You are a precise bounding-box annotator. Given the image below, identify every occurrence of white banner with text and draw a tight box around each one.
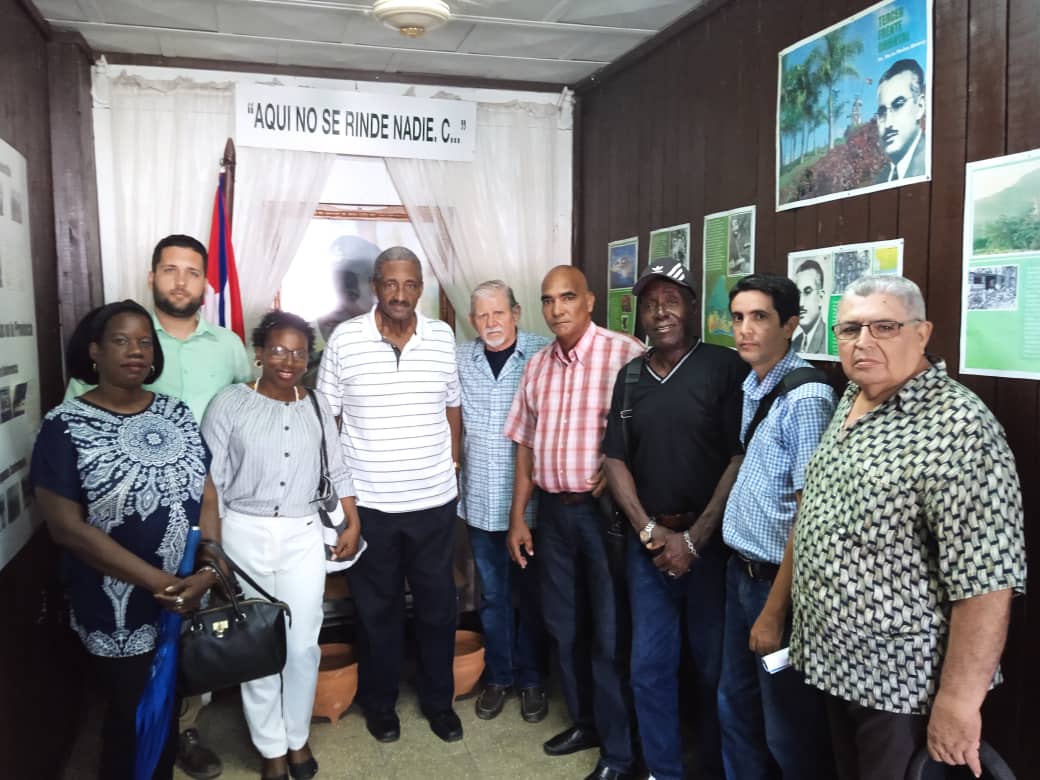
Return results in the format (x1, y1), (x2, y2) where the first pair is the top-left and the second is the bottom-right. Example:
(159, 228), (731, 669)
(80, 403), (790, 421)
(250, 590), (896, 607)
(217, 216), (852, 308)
(235, 84), (477, 161)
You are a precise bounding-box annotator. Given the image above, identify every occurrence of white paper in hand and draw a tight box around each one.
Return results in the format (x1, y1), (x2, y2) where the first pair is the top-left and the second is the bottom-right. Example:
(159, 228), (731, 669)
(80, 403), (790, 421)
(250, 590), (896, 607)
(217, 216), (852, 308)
(760, 647), (791, 674)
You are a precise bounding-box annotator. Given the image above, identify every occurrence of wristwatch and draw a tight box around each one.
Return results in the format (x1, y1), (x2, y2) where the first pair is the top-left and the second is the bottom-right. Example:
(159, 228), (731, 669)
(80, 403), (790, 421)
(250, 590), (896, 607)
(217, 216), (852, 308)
(639, 519), (657, 546)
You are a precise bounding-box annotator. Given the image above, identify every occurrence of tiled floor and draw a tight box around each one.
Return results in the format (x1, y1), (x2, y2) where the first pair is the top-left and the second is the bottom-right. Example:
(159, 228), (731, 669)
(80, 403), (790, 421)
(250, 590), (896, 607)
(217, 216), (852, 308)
(64, 682), (608, 780)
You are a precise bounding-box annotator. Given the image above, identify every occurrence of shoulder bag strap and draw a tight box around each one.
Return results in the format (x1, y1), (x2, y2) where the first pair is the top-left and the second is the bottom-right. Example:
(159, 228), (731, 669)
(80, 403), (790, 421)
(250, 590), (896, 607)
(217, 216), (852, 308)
(743, 366), (829, 449)
(619, 355), (644, 463)
(307, 390), (330, 481)
(198, 539), (286, 610)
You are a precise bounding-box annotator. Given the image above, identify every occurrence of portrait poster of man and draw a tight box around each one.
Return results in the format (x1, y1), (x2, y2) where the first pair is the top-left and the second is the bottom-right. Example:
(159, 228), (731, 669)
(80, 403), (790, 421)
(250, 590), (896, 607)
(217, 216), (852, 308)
(649, 223), (690, 268)
(607, 236), (638, 335)
(776, 0), (932, 210)
(702, 205), (756, 348)
(960, 148), (1040, 380)
(788, 239), (904, 360)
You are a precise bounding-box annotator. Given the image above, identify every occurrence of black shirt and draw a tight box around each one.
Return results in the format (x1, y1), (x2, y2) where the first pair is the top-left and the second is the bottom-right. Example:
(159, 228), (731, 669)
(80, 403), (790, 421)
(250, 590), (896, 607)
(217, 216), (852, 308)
(484, 341), (516, 379)
(602, 342), (746, 516)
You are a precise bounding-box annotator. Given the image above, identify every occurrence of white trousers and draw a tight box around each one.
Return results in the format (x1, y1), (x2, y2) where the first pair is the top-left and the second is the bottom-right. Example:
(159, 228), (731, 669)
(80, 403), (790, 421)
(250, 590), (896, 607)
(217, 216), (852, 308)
(222, 509), (325, 758)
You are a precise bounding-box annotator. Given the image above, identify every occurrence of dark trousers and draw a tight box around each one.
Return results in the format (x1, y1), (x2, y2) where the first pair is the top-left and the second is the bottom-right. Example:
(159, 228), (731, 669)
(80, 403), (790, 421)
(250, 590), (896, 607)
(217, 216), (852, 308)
(467, 526), (547, 689)
(92, 651), (178, 780)
(826, 695), (927, 780)
(538, 492), (634, 773)
(348, 499), (459, 716)
(717, 556), (834, 779)
(628, 531), (728, 780)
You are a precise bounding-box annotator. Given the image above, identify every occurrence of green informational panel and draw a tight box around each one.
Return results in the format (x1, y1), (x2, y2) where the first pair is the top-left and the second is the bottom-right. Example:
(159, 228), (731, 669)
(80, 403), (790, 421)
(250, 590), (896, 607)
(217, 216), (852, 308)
(607, 237), (637, 335)
(702, 206), (755, 348)
(961, 149), (1040, 379)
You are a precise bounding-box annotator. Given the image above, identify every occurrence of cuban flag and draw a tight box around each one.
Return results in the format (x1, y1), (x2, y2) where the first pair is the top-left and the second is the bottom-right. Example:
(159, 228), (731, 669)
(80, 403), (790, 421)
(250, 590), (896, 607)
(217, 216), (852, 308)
(204, 171), (245, 342)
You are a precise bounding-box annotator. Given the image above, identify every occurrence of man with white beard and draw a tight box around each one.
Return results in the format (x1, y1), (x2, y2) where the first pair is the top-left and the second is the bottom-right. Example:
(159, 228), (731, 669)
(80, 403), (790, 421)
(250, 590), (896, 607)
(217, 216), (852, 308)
(456, 280), (551, 722)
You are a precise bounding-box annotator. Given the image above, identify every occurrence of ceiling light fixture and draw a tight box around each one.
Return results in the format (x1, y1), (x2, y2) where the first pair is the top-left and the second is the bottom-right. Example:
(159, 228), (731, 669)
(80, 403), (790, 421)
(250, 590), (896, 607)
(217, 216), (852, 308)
(372, 0), (451, 38)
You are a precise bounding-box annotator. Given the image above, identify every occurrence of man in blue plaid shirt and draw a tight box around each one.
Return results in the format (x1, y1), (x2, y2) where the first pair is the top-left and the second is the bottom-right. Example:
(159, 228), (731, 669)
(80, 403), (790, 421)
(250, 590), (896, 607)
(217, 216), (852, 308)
(457, 280), (551, 723)
(718, 274), (837, 778)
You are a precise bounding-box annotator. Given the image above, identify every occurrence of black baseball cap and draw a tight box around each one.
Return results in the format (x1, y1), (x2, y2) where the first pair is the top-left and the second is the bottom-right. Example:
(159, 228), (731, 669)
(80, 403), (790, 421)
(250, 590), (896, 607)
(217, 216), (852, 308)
(632, 257), (694, 296)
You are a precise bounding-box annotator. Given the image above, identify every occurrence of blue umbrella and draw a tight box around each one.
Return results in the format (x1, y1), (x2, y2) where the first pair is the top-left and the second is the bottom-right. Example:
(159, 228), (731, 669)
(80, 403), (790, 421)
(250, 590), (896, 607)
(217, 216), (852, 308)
(134, 525), (202, 780)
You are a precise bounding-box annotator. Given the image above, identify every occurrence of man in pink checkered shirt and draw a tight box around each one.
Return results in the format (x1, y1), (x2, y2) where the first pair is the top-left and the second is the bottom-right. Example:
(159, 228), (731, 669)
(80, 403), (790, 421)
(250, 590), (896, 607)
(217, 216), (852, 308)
(504, 265), (644, 780)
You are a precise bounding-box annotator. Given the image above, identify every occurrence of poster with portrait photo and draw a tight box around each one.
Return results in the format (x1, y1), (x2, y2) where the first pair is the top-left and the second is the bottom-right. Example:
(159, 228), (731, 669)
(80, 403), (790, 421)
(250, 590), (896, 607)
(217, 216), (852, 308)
(788, 238), (904, 360)
(649, 223), (690, 269)
(0, 137), (41, 571)
(776, 0), (932, 211)
(960, 148), (1040, 379)
(702, 206), (756, 348)
(607, 237), (638, 335)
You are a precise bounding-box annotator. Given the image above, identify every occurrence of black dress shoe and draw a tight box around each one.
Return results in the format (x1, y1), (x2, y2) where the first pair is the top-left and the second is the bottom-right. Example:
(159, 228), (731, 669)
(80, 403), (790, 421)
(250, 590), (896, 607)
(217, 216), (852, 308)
(176, 728), (223, 780)
(543, 725), (600, 756)
(288, 756), (318, 780)
(364, 710), (401, 742)
(583, 760), (633, 780)
(427, 709), (464, 742)
(475, 684), (509, 719)
(519, 686), (548, 723)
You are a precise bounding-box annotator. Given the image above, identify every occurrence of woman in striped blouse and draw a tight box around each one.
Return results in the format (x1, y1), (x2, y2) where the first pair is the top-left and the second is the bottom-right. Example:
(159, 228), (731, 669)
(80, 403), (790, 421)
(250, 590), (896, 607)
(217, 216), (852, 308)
(202, 310), (360, 780)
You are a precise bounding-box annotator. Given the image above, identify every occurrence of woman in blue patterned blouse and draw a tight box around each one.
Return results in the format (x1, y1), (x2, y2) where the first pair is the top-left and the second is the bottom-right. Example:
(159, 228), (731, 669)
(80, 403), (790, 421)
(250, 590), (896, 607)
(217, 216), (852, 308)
(31, 300), (219, 780)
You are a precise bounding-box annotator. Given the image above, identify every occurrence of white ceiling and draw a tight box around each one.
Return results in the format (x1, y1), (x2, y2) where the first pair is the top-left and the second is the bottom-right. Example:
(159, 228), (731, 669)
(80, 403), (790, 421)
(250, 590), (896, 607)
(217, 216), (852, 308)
(33, 0), (705, 86)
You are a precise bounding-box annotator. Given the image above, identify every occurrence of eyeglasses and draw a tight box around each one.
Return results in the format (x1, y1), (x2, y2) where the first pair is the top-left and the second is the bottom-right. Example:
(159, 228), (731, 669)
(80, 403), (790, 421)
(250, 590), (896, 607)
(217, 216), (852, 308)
(267, 345), (308, 361)
(877, 96), (911, 122)
(831, 319), (922, 341)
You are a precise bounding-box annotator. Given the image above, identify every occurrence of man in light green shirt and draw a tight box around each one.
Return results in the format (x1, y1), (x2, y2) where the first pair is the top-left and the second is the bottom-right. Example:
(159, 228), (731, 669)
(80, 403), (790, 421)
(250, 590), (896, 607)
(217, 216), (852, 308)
(65, 237), (252, 423)
(64, 234), (251, 779)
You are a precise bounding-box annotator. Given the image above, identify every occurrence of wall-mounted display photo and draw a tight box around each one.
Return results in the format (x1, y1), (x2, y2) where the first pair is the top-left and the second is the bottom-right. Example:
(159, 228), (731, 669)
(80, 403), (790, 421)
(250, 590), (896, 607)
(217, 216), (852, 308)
(777, 0), (932, 210)
(607, 236), (638, 335)
(788, 239), (904, 360)
(702, 205), (756, 349)
(961, 148), (1040, 379)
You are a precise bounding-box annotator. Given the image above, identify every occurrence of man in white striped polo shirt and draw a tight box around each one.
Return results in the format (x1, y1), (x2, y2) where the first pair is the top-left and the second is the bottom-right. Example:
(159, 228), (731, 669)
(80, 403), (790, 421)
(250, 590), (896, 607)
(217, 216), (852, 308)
(317, 247), (464, 744)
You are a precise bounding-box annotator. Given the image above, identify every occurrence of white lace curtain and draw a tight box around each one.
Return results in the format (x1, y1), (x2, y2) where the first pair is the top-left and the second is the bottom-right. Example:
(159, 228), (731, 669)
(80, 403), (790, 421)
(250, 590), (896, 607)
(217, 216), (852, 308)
(386, 99), (570, 339)
(93, 71), (331, 337)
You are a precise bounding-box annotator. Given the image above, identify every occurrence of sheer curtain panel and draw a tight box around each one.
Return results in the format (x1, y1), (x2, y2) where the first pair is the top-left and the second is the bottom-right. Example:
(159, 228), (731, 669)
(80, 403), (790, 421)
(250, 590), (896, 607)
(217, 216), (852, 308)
(232, 147), (334, 336)
(95, 72), (234, 305)
(386, 99), (571, 340)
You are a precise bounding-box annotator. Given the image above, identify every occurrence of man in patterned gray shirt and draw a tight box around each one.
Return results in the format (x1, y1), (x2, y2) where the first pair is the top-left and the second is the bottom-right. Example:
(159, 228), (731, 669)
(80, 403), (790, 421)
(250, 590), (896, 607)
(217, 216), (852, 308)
(790, 275), (1026, 780)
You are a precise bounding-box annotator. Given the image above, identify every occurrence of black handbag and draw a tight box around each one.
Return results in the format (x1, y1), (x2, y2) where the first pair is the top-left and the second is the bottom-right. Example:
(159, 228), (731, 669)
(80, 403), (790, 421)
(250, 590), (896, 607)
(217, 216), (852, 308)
(179, 542), (292, 696)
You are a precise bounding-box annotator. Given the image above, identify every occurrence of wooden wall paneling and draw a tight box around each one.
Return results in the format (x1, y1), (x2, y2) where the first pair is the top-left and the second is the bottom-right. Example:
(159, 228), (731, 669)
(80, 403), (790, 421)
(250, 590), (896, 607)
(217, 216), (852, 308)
(959, 0), (1007, 407)
(923, 0), (969, 371)
(675, 34), (697, 278)
(0, 2), (86, 777)
(48, 36), (103, 346)
(681, 24), (708, 283)
(1001, 2), (1040, 767)
(895, 184), (932, 297)
(662, 39), (684, 228)
(1005, 0), (1040, 154)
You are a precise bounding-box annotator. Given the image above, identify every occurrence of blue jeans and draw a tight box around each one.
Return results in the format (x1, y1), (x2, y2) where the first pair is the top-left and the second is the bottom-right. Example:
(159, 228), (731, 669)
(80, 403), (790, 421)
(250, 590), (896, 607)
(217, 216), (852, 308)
(717, 556), (834, 779)
(628, 532), (727, 780)
(539, 493), (634, 773)
(467, 526), (546, 689)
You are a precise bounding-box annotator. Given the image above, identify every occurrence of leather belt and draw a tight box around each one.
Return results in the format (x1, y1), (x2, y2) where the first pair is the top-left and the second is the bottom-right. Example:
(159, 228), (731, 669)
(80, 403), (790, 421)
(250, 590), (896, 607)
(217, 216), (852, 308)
(738, 555), (780, 581)
(555, 491), (594, 505)
(654, 512), (698, 531)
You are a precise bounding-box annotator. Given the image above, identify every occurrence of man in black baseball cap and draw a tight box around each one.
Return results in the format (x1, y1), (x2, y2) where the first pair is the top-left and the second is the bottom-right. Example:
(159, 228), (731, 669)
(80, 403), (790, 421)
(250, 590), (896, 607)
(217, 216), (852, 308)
(602, 256), (747, 780)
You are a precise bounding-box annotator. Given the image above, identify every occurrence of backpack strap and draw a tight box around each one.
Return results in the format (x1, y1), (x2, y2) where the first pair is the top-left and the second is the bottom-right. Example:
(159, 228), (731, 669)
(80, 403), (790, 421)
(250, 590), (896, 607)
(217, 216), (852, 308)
(742, 366), (829, 449)
(619, 356), (644, 462)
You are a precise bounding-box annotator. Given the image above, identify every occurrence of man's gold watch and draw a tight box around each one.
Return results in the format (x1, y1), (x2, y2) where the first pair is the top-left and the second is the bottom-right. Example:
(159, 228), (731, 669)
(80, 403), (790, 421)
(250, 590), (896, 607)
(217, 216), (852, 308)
(639, 519), (657, 546)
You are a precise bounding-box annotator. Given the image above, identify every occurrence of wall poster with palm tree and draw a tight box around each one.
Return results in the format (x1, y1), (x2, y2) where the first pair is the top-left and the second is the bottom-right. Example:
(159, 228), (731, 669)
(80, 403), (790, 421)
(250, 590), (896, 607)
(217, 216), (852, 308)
(775, 0), (932, 211)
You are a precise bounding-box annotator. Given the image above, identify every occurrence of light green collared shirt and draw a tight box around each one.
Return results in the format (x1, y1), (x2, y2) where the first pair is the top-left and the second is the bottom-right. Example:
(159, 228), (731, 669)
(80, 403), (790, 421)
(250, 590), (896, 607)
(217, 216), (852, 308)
(65, 313), (253, 422)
